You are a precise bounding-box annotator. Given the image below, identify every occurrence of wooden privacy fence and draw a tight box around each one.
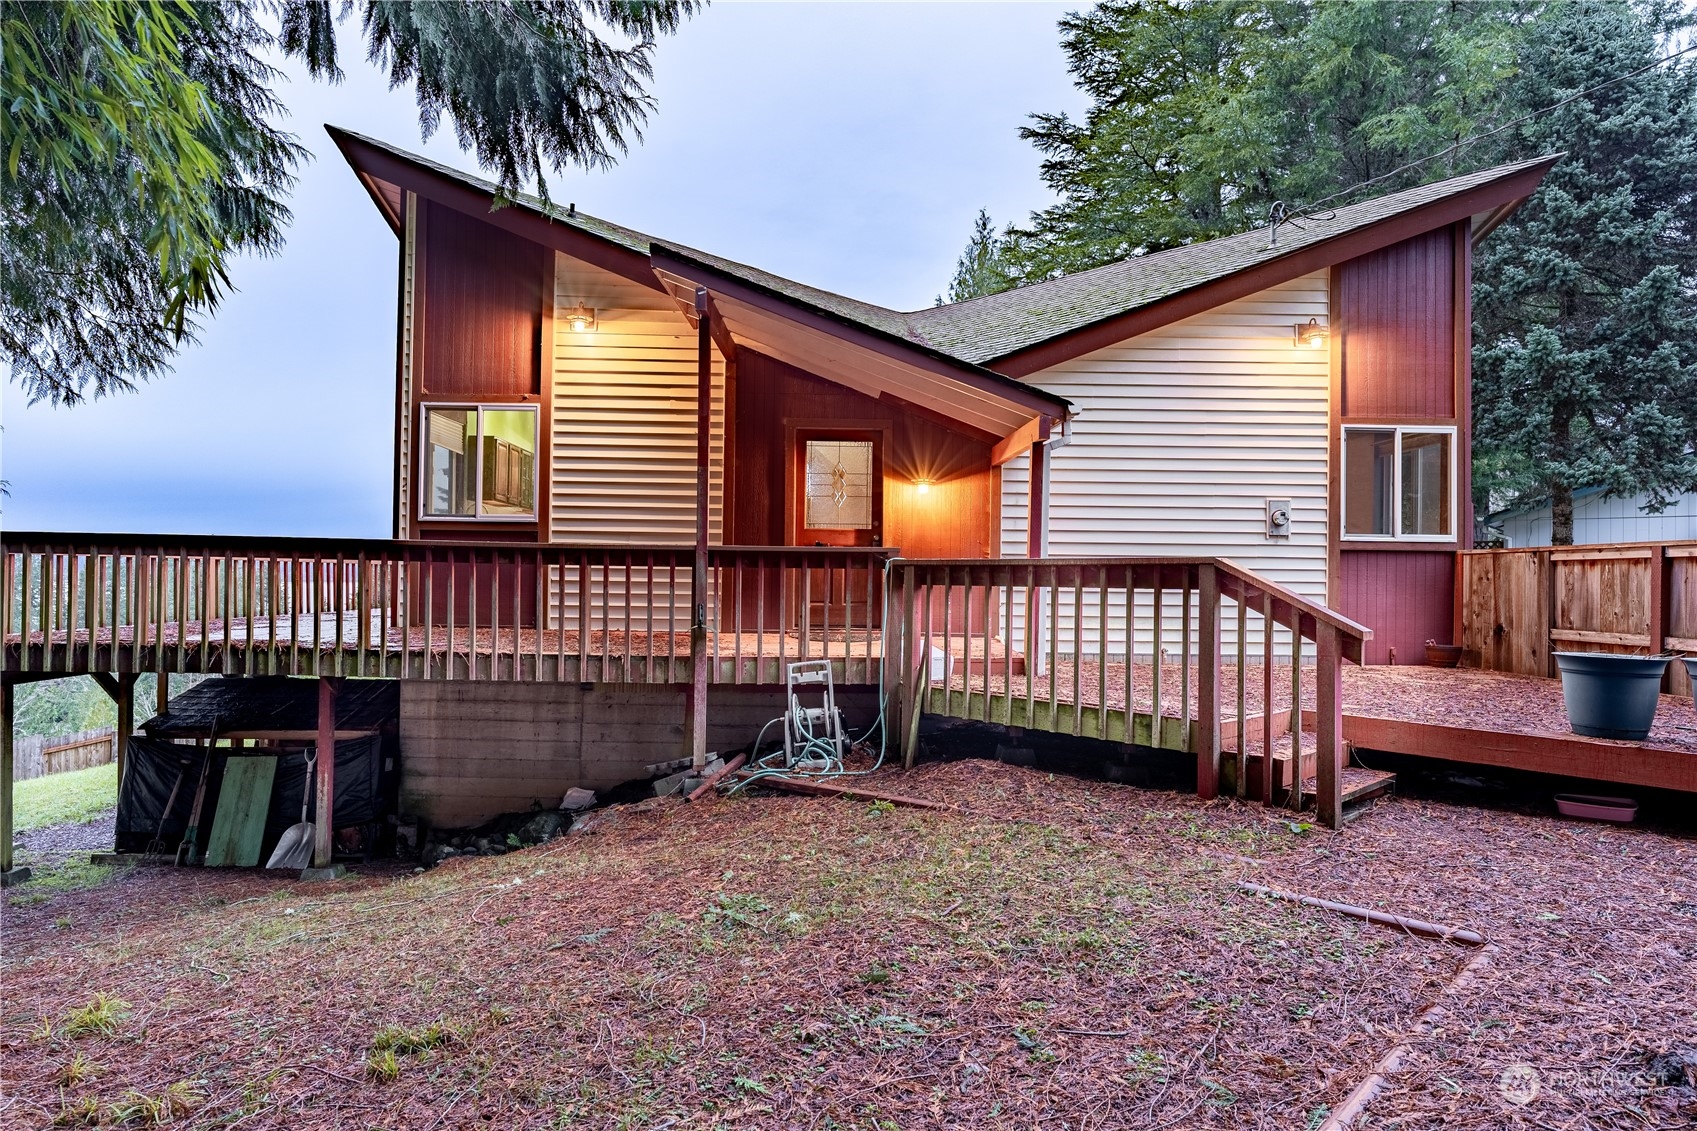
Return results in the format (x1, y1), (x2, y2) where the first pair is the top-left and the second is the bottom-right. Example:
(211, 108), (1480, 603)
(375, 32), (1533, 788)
(888, 558), (1371, 828)
(1, 534), (894, 685)
(1460, 540), (1697, 696)
(11, 727), (116, 782)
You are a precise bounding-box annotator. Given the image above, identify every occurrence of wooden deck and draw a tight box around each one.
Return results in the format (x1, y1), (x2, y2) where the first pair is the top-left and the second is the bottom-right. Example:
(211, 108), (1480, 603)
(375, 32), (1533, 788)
(929, 660), (1697, 795)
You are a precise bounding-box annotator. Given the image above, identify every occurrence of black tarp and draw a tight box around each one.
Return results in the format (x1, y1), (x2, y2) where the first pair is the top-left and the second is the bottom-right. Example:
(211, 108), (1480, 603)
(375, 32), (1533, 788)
(116, 735), (388, 859)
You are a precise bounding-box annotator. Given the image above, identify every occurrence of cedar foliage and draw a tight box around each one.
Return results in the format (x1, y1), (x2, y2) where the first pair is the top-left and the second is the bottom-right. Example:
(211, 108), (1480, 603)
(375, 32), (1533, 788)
(1, 1), (697, 406)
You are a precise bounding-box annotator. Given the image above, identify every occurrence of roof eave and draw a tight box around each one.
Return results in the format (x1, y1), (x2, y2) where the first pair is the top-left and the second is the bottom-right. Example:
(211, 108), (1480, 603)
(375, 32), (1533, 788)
(650, 243), (1073, 422)
(326, 125), (663, 292)
(988, 156), (1560, 379)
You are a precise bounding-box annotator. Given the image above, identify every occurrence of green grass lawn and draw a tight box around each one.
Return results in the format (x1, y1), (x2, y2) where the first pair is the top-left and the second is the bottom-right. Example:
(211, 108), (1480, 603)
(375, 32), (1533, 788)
(14, 761), (117, 832)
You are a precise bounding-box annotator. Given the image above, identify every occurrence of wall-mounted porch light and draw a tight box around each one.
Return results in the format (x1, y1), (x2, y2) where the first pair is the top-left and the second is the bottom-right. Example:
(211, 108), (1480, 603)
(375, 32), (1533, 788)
(565, 303), (597, 333)
(914, 478), (932, 495)
(1294, 317), (1327, 349)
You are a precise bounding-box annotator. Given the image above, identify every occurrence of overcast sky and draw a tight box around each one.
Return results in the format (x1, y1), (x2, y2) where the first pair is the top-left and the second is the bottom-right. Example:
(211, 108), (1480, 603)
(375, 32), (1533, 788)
(2, 2), (1085, 537)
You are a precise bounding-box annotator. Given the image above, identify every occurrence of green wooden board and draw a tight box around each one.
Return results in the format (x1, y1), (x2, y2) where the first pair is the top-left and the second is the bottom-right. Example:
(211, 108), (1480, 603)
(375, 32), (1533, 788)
(203, 756), (278, 868)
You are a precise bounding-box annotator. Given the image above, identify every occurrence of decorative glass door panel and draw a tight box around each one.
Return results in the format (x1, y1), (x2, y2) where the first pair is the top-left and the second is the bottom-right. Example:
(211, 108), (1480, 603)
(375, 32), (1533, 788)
(792, 430), (884, 630)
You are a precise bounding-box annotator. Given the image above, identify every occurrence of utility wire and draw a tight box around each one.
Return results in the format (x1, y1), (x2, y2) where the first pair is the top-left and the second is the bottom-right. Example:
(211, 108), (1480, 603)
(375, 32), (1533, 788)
(1281, 39), (1697, 224)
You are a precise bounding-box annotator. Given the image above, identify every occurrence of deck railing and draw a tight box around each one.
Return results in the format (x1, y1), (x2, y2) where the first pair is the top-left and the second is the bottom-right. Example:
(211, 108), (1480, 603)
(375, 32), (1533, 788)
(1, 535), (895, 685)
(888, 558), (1370, 827)
(4, 536), (1372, 825)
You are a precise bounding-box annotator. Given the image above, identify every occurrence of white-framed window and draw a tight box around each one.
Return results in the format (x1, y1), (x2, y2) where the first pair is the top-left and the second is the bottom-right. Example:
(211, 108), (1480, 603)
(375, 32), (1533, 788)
(419, 403), (539, 520)
(1341, 425), (1456, 541)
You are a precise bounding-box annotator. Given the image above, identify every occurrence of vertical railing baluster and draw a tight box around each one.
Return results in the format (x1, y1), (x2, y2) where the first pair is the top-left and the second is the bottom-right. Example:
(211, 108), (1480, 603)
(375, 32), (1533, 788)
(755, 557), (768, 684)
(422, 550), (435, 680)
(1123, 574), (1136, 741)
(512, 551), (522, 683)
(940, 566), (953, 718)
(1046, 567), (1059, 732)
(1097, 566), (1109, 740)
(1236, 592), (1248, 799)
(1071, 572), (1084, 736)
(1024, 564), (1036, 727)
(1151, 582), (1164, 745)
(1289, 617), (1303, 810)
(1002, 572), (1014, 726)
(1180, 578), (1193, 745)
(19, 546), (34, 673)
(446, 550), (458, 682)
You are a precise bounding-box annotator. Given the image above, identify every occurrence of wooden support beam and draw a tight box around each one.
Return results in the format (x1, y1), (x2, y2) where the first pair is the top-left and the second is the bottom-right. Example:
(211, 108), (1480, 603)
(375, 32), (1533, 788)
(115, 673), (136, 795)
(312, 676), (341, 869)
(1314, 625), (1344, 830)
(1195, 564), (1221, 800)
(990, 414), (1051, 467)
(687, 287), (712, 771)
(0, 679), (20, 884)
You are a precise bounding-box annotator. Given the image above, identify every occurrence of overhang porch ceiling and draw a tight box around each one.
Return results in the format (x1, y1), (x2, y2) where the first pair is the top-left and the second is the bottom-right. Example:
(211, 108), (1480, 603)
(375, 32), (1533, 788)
(650, 251), (1069, 465)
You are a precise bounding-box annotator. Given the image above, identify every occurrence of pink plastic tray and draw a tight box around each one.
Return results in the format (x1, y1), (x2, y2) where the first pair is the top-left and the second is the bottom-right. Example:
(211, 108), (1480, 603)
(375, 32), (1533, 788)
(1554, 794), (1638, 823)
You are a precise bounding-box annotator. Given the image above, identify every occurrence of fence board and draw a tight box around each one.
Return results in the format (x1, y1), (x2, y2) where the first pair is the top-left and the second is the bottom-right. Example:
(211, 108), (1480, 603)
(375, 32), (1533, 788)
(13, 727), (117, 782)
(1461, 539), (1697, 694)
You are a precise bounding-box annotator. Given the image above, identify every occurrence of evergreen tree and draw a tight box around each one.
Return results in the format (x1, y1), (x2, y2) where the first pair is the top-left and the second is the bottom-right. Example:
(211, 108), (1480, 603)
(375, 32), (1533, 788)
(1, 1), (698, 406)
(942, 210), (1017, 303)
(1472, 0), (1697, 543)
(949, 0), (1530, 291)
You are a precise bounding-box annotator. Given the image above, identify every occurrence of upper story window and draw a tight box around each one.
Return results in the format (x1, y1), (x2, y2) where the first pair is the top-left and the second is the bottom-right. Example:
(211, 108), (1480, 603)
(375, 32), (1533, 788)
(1342, 425), (1455, 541)
(421, 404), (538, 520)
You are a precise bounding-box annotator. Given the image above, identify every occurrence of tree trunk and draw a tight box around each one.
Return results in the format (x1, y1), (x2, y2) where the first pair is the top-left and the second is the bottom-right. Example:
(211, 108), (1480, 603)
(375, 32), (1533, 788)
(1551, 481), (1575, 546)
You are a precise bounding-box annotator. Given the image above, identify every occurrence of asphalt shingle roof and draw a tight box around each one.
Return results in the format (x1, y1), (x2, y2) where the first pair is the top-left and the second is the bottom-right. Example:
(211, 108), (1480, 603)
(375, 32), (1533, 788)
(335, 129), (1551, 374)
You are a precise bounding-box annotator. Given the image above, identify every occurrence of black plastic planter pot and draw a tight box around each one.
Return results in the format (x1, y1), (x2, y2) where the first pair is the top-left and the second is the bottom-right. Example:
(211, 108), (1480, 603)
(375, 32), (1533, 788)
(1553, 652), (1672, 741)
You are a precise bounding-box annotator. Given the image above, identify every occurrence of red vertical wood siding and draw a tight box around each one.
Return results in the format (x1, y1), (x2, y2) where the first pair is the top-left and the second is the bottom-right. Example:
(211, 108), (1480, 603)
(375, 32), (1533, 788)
(731, 350), (997, 633)
(419, 200), (546, 399)
(731, 350), (994, 556)
(1338, 227), (1455, 420)
(1337, 551), (1455, 665)
(410, 201), (547, 546)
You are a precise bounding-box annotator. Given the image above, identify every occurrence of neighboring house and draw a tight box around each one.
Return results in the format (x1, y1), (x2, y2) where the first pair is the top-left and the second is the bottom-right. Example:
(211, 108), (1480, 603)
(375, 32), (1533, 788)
(335, 127), (1553, 676)
(1492, 489), (1697, 547)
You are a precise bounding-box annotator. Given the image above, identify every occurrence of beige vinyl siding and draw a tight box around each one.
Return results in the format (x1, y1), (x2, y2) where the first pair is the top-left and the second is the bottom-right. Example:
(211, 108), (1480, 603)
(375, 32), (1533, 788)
(551, 253), (725, 543)
(1001, 271), (1331, 654)
(549, 253), (726, 627)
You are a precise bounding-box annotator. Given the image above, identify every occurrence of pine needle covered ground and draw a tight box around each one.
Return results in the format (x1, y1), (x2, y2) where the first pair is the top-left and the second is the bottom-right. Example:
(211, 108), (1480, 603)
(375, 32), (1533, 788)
(2, 760), (1693, 1129)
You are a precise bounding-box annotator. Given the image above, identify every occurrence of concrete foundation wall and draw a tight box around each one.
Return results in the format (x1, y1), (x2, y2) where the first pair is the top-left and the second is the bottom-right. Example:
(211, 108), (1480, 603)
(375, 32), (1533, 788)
(398, 681), (880, 828)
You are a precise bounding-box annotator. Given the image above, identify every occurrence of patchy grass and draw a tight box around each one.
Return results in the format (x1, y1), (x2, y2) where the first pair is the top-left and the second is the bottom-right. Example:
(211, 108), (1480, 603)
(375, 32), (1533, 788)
(2, 759), (1693, 1130)
(15, 762), (116, 833)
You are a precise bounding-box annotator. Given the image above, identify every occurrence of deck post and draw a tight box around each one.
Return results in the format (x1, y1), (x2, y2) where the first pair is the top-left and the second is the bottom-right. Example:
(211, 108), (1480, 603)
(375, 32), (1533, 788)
(311, 676), (341, 872)
(0, 677), (25, 886)
(1195, 564), (1221, 799)
(91, 672), (138, 794)
(687, 288), (713, 771)
(1315, 624), (1344, 829)
(1026, 439), (1049, 679)
(115, 673), (135, 795)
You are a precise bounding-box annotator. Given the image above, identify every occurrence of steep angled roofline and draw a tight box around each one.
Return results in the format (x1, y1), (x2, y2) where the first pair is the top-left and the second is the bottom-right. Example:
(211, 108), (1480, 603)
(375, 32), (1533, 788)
(984, 156), (1559, 377)
(327, 125), (664, 292)
(650, 244), (1072, 418)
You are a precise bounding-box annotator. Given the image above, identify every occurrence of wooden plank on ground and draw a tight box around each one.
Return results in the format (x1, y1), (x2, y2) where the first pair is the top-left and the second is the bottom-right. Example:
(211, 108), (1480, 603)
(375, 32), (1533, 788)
(203, 755), (279, 867)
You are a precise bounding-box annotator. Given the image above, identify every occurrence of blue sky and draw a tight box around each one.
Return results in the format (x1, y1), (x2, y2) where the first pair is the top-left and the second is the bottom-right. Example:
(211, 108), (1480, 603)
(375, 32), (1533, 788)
(2, 2), (1084, 537)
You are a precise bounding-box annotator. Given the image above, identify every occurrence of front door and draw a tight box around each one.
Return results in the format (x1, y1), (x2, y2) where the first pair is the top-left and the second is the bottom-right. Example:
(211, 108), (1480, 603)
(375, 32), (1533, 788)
(791, 430), (883, 629)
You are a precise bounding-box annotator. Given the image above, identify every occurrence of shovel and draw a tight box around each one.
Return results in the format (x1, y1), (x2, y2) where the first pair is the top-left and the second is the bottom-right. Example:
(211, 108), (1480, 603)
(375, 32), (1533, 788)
(265, 748), (316, 870)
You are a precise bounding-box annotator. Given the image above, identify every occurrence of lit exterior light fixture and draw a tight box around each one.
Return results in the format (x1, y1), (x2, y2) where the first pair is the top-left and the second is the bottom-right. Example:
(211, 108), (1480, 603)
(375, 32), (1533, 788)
(1294, 317), (1327, 349)
(915, 479), (932, 495)
(566, 303), (597, 333)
